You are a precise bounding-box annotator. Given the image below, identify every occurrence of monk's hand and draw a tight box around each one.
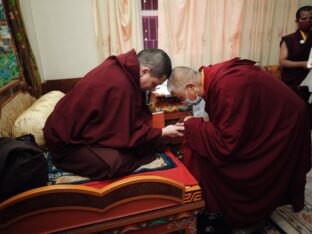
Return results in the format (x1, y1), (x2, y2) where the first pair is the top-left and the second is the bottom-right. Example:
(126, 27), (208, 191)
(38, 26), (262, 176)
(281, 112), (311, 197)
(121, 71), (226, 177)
(161, 125), (185, 139)
(175, 119), (184, 127)
(184, 116), (195, 121)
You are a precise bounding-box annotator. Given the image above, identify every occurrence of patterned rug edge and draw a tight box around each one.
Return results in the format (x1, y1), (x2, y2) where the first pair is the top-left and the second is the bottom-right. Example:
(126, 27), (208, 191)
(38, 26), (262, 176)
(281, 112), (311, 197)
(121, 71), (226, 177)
(270, 201), (312, 234)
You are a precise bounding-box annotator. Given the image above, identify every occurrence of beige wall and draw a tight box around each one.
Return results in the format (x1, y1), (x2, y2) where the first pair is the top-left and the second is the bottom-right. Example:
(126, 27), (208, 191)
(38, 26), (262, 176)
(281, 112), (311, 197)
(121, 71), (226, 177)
(20, 0), (311, 81)
(20, 0), (99, 81)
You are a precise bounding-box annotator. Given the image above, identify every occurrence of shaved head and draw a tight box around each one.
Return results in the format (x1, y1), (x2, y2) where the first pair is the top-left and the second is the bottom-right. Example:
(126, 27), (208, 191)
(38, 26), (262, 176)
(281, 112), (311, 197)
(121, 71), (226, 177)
(138, 48), (172, 78)
(167, 66), (199, 94)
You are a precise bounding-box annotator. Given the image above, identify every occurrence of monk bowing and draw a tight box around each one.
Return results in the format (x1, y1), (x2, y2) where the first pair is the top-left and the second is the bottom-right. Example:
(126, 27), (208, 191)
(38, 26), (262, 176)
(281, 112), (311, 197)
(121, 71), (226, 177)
(167, 58), (311, 229)
(43, 49), (184, 180)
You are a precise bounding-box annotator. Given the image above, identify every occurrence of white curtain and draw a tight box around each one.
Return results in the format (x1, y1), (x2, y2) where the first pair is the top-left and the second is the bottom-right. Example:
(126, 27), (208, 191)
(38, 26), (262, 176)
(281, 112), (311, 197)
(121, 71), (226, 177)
(94, 0), (143, 61)
(158, 0), (298, 68)
(239, 0), (298, 65)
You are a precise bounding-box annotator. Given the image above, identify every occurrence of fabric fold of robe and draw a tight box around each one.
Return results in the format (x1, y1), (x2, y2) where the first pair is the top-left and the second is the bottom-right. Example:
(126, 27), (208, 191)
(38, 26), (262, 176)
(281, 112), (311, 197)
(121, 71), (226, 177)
(43, 49), (162, 180)
(183, 58), (311, 228)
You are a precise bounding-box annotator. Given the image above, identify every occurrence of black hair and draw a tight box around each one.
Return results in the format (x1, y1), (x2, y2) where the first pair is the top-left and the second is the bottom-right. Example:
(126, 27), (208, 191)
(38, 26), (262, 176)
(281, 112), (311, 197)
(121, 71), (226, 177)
(137, 48), (172, 78)
(296, 5), (312, 20)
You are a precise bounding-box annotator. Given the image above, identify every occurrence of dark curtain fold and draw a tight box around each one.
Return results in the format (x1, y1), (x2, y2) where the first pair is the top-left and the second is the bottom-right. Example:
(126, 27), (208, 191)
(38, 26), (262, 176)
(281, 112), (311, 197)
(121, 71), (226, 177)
(3, 0), (42, 97)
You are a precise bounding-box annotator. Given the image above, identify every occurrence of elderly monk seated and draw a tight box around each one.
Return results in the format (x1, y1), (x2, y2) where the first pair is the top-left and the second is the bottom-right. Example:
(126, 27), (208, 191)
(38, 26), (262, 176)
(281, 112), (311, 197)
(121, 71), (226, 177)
(43, 49), (184, 180)
(167, 58), (311, 230)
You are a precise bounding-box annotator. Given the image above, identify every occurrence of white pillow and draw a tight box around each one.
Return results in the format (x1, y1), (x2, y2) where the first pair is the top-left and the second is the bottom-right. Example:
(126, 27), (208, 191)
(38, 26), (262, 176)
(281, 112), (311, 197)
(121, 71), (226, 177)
(12, 90), (65, 146)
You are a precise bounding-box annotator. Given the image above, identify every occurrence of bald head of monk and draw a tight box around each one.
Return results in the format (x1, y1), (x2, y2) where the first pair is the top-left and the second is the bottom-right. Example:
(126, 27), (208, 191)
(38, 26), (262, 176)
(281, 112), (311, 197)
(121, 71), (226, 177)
(167, 66), (204, 105)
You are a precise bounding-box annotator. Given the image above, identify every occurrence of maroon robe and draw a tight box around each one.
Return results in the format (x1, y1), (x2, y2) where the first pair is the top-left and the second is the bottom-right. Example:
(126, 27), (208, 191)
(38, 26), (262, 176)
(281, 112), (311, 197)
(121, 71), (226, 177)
(183, 58), (311, 228)
(43, 50), (162, 180)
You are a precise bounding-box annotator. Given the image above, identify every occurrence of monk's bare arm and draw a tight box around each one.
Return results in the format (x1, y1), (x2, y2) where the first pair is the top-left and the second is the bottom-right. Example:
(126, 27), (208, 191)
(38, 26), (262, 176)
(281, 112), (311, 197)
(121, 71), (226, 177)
(279, 41), (308, 69)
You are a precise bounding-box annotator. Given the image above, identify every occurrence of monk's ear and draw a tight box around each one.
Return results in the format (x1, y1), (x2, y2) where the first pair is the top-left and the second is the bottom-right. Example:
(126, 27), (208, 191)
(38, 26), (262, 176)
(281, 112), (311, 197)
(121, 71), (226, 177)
(185, 83), (195, 91)
(140, 66), (151, 75)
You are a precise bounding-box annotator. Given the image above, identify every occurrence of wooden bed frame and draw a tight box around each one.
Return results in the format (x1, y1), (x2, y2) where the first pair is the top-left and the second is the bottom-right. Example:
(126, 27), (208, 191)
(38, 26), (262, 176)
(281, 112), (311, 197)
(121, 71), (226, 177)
(0, 80), (205, 234)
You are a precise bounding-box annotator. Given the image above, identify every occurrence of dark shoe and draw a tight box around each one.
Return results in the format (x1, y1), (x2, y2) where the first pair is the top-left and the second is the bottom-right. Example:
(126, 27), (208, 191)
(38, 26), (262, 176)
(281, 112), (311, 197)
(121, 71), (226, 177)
(197, 211), (233, 234)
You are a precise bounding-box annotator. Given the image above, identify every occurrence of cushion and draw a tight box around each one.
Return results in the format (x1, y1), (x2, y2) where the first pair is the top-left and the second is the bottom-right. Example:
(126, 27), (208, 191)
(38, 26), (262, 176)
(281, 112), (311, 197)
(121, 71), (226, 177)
(46, 151), (176, 185)
(0, 92), (36, 137)
(12, 91), (65, 146)
(85, 149), (198, 189)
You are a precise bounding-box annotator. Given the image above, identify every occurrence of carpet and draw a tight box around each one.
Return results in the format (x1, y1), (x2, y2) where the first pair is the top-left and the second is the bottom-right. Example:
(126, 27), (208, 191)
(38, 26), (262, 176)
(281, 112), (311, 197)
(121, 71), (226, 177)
(46, 151), (176, 185)
(270, 202), (312, 234)
(269, 169), (312, 234)
(236, 169), (312, 234)
(199, 169), (312, 234)
(234, 218), (287, 234)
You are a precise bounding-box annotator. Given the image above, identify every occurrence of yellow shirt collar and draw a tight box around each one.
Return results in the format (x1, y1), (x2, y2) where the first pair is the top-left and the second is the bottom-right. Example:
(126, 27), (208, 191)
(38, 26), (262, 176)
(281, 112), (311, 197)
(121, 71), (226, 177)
(201, 70), (205, 94)
(300, 30), (308, 41)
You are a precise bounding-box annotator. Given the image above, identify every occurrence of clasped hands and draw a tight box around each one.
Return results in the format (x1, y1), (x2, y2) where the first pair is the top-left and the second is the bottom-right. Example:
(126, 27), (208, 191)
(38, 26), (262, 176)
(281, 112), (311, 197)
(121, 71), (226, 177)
(160, 116), (195, 143)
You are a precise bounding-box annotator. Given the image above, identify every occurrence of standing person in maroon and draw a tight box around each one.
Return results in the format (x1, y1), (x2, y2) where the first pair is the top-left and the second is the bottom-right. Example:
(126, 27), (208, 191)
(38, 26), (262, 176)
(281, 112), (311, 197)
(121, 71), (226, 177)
(43, 49), (184, 180)
(167, 58), (311, 230)
(279, 5), (312, 88)
(280, 5), (312, 128)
